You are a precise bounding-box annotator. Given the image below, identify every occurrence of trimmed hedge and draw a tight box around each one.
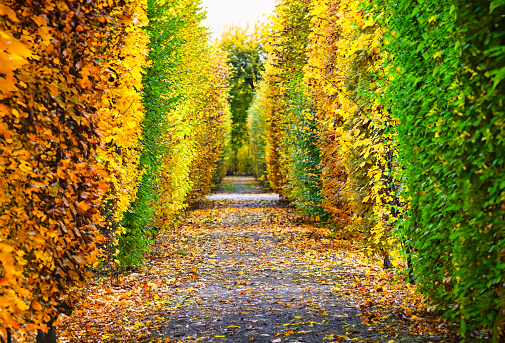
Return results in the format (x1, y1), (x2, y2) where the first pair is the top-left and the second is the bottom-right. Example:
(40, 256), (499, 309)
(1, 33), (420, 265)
(368, 0), (505, 338)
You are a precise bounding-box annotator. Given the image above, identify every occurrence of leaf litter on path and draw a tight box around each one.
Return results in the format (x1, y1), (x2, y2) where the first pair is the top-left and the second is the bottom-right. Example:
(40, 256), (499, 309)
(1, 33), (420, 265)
(58, 177), (458, 343)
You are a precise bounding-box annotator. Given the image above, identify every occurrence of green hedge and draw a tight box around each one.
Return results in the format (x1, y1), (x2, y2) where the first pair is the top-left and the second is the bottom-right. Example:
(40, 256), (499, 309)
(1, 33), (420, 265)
(284, 79), (327, 220)
(119, 0), (183, 265)
(369, 0), (505, 338)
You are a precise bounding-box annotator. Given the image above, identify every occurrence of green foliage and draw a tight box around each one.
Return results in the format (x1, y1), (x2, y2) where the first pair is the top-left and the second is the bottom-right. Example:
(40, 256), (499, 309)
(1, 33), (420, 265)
(118, 0), (182, 265)
(368, 0), (505, 338)
(247, 85), (268, 180)
(284, 79), (327, 220)
(219, 26), (264, 173)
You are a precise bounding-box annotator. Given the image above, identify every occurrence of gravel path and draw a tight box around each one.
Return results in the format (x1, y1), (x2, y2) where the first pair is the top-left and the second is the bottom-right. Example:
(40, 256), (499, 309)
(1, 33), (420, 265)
(150, 177), (437, 343)
(206, 194), (281, 201)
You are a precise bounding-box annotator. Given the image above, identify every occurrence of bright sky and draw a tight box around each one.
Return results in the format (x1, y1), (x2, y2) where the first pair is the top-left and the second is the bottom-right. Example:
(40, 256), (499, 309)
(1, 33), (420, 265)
(200, 0), (277, 38)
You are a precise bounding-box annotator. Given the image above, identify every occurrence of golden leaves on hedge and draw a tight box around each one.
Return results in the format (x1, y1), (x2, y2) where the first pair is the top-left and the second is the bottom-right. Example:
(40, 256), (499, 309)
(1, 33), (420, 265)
(186, 48), (232, 204)
(98, 0), (149, 240)
(260, 0), (309, 195)
(0, 0), (136, 338)
(304, 0), (403, 253)
(152, 5), (231, 222)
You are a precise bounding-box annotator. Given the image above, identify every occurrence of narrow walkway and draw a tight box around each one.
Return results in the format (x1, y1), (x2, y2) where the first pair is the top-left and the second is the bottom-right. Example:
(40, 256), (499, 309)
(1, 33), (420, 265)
(150, 177), (429, 342)
(58, 177), (452, 342)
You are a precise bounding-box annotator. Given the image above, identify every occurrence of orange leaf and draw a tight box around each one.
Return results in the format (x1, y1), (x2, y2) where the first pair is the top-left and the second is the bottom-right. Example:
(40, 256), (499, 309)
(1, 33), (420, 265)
(72, 254), (86, 265)
(0, 4), (19, 22)
(31, 300), (42, 311)
(95, 235), (105, 244)
(77, 201), (91, 215)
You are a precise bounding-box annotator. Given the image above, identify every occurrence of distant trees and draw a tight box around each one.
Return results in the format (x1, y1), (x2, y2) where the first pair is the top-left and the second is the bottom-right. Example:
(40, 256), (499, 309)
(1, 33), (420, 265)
(218, 26), (265, 174)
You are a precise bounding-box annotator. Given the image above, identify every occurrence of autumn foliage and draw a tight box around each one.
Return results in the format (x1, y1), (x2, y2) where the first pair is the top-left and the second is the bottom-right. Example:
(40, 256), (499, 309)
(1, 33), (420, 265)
(251, 0), (505, 340)
(252, 0), (328, 220)
(186, 48), (232, 204)
(303, 0), (403, 257)
(98, 0), (149, 267)
(0, 0), (230, 339)
(118, 0), (231, 266)
(2, 0), (505, 340)
(0, 0), (117, 337)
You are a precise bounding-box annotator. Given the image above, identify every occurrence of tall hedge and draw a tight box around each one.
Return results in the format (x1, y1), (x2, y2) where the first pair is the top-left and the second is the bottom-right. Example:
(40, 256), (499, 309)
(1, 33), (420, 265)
(98, 0), (149, 274)
(259, 0), (327, 219)
(119, 0), (231, 266)
(118, 0), (184, 266)
(302, 0), (403, 261)
(247, 82), (268, 180)
(259, 0), (505, 338)
(186, 47), (232, 204)
(283, 79), (327, 220)
(368, 0), (505, 338)
(0, 0), (231, 339)
(0, 0), (131, 337)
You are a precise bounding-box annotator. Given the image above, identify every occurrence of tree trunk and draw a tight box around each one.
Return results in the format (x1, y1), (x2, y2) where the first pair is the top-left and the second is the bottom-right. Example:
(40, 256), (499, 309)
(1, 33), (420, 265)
(383, 253), (393, 269)
(36, 317), (57, 343)
(1, 329), (12, 343)
(406, 244), (415, 285)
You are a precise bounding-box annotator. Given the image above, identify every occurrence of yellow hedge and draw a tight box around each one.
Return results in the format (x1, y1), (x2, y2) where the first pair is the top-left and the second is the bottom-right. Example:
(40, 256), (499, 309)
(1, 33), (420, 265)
(0, 1), (148, 337)
(304, 0), (404, 253)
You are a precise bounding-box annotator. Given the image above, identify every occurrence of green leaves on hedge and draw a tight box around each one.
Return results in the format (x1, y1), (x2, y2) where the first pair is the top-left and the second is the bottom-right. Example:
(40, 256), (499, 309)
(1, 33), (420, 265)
(368, 0), (505, 338)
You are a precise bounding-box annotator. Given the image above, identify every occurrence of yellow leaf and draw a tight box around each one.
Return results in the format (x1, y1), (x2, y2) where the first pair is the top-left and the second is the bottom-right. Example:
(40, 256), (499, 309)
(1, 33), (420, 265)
(127, 119), (137, 128)
(0, 243), (14, 253)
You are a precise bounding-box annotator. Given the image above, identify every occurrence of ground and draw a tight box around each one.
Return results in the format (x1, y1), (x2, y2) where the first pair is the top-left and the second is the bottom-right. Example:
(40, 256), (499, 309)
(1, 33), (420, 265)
(57, 177), (458, 343)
